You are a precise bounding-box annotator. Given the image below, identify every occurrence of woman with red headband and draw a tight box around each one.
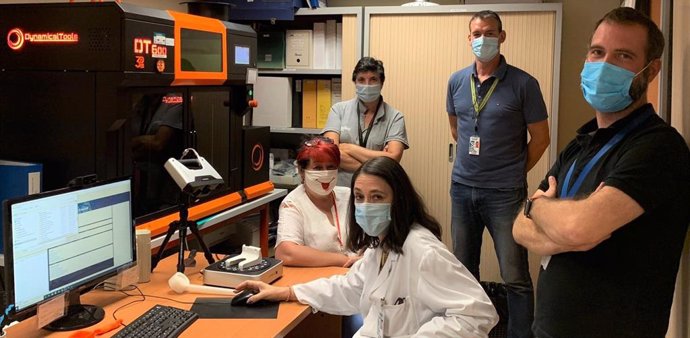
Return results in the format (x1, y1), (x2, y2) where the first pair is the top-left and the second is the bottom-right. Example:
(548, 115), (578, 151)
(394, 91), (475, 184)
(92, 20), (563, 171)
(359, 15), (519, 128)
(275, 136), (361, 268)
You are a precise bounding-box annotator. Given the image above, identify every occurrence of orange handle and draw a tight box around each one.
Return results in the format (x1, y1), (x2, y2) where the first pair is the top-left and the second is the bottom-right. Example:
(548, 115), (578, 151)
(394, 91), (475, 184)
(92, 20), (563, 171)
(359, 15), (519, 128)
(94, 319), (123, 335)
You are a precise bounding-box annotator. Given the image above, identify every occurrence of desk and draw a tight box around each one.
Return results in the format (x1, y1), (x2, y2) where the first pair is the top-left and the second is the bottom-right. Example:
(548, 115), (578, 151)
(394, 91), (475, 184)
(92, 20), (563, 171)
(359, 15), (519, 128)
(151, 189), (287, 257)
(6, 252), (348, 338)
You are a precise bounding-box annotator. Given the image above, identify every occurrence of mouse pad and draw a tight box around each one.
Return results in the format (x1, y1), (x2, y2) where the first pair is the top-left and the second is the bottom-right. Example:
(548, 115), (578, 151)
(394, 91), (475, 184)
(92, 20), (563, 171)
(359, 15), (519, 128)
(190, 297), (279, 319)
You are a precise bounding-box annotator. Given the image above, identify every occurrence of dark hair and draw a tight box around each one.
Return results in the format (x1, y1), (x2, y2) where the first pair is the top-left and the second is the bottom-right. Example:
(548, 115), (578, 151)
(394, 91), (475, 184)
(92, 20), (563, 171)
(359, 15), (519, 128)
(469, 10), (503, 32)
(295, 136), (340, 170)
(593, 7), (664, 62)
(351, 56), (385, 83)
(346, 157), (442, 254)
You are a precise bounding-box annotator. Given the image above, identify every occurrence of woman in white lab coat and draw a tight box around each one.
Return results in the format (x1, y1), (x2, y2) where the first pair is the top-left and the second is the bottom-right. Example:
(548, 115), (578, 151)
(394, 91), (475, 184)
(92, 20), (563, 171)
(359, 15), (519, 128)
(237, 157), (498, 337)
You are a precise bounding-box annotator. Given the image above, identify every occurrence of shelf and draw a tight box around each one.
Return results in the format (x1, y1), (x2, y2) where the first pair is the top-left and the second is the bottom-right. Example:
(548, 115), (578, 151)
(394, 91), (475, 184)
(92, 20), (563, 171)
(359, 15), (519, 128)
(258, 69), (341, 76)
(270, 127), (321, 134)
(296, 7), (363, 16)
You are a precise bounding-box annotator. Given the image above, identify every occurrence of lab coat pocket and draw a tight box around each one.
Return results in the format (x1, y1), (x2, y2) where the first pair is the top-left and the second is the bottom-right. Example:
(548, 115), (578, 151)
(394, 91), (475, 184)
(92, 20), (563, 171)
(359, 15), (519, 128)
(360, 299), (418, 337)
(382, 299), (418, 337)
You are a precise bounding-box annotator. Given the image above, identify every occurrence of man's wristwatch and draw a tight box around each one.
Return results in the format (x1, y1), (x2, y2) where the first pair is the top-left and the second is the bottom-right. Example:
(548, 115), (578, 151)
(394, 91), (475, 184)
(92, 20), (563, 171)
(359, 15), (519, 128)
(523, 198), (534, 219)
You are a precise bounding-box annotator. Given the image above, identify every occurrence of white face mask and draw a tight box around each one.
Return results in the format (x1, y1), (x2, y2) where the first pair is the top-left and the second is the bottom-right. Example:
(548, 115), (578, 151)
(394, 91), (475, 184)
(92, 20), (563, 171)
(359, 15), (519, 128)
(355, 84), (382, 103)
(304, 170), (338, 196)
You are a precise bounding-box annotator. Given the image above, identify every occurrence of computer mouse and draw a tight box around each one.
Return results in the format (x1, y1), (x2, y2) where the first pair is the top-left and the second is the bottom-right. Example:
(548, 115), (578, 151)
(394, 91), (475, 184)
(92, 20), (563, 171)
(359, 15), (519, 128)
(231, 289), (257, 306)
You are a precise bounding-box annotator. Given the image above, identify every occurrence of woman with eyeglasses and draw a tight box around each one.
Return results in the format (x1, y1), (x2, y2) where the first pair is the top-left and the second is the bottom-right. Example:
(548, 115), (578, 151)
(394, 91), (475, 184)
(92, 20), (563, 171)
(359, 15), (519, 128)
(323, 57), (409, 187)
(241, 157), (498, 337)
(275, 136), (361, 268)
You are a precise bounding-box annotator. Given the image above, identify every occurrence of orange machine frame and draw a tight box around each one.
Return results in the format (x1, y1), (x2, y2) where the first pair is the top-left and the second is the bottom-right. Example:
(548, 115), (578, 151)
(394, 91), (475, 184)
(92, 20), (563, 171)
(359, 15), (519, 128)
(168, 11), (227, 86)
(137, 181), (275, 237)
(137, 11), (273, 241)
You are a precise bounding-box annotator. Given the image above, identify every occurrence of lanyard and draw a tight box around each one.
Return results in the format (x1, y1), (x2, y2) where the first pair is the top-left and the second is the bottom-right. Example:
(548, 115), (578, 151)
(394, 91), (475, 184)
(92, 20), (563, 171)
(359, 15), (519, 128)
(379, 250), (390, 272)
(332, 193), (343, 247)
(358, 98), (383, 148)
(470, 76), (499, 132)
(560, 110), (653, 198)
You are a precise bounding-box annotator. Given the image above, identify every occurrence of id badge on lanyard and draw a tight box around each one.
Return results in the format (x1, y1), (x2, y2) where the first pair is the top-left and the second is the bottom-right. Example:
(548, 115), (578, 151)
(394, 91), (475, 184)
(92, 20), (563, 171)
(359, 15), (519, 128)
(377, 298), (385, 338)
(468, 76), (499, 156)
(469, 135), (480, 155)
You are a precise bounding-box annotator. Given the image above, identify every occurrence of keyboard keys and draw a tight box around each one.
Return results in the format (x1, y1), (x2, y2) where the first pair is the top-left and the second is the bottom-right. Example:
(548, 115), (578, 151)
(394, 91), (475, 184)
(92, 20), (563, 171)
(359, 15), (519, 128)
(113, 304), (198, 338)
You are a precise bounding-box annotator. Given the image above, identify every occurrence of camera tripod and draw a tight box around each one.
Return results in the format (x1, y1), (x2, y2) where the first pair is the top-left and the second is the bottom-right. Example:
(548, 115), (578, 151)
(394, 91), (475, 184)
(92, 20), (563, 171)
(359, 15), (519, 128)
(152, 194), (215, 273)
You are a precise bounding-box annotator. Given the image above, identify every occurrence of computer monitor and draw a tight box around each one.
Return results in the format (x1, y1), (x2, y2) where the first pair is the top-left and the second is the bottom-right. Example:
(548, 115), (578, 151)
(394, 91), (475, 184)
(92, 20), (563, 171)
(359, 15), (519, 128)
(2, 177), (136, 331)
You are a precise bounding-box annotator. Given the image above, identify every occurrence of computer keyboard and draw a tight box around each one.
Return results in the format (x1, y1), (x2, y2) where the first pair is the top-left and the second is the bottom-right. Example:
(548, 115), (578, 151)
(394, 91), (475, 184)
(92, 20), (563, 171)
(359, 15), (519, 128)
(113, 304), (198, 338)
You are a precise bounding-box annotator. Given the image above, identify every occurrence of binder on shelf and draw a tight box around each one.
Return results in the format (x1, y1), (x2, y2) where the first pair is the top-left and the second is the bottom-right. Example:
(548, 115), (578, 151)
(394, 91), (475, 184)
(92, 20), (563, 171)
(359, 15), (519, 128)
(253, 76), (292, 128)
(325, 20), (337, 69)
(331, 78), (342, 105)
(0, 160), (42, 251)
(257, 31), (286, 69)
(292, 79), (303, 128)
(286, 30), (312, 69)
(302, 79), (317, 128)
(316, 79), (332, 128)
(336, 22), (342, 69)
(312, 22), (326, 69)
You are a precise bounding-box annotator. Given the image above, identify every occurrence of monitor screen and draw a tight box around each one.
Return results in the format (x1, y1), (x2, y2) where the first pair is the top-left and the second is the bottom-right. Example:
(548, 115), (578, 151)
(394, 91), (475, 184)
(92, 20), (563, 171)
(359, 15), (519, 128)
(235, 45), (250, 65)
(2, 177), (135, 329)
(180, 28), (223, 72)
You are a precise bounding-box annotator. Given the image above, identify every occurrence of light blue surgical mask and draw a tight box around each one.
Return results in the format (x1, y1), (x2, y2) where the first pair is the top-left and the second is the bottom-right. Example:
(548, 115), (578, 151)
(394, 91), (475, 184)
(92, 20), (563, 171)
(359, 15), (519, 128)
(354, 202), (391, 237)
(580, 61), (650, 113)
(471, 36), (499, 62)
(355, 84), (382, 103)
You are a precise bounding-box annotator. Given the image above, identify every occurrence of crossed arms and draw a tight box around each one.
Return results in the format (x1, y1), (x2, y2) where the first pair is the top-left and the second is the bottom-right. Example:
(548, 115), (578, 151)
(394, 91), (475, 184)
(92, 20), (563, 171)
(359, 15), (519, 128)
(513, 176), (644, 256)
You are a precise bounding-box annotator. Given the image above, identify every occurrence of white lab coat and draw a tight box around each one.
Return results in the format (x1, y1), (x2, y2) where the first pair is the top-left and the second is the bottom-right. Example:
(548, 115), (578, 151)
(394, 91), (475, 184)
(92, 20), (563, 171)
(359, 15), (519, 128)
(293, 225), (498, 337)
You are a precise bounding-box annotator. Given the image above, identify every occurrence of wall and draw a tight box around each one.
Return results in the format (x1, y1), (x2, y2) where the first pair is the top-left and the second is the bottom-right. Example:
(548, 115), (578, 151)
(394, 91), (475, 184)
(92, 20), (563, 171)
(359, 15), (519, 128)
(667, 1), (690, 337)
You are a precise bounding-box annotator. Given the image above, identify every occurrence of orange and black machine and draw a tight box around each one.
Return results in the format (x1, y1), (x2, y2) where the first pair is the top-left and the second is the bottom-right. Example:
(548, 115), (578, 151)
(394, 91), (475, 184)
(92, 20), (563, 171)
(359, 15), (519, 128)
(0, 2), (272, 236)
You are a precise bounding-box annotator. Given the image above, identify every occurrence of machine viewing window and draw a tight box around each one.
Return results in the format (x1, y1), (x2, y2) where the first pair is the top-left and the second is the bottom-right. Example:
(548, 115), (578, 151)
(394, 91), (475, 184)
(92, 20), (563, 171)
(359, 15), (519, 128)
(180, 28), (223, 72)
(235, 45), (250, 65)
(3, 177), (135, 330)
(130, 92), (185, 219)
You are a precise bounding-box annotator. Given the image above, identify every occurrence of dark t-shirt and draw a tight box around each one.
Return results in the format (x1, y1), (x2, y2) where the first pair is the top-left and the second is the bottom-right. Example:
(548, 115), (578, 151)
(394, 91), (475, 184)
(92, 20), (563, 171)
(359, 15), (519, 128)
(534, 104), (690, 338)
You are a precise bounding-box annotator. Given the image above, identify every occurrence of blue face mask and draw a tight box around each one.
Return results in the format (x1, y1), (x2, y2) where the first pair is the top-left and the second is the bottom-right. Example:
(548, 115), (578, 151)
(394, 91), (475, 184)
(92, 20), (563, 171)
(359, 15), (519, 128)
(580, 61), (649, 113)
(471, 36), (499, 62)
(354, 203), (391, 237)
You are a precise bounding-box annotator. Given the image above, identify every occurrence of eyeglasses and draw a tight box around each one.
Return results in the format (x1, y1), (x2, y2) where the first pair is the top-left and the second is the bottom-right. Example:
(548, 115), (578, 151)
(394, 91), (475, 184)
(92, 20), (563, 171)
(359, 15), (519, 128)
(303, 137), (334, 147)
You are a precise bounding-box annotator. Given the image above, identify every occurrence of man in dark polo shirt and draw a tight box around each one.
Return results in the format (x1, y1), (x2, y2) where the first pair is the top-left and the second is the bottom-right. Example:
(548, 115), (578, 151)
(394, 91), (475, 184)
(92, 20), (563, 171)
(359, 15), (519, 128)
(513, 7), (690, 338)
(446, 10), (550, 338)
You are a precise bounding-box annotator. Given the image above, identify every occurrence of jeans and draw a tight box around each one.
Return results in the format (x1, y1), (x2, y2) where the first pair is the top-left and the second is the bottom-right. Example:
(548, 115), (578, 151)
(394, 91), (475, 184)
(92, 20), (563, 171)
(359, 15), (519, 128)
(450, 182), (534, 338)
(342, 314), (363, 338)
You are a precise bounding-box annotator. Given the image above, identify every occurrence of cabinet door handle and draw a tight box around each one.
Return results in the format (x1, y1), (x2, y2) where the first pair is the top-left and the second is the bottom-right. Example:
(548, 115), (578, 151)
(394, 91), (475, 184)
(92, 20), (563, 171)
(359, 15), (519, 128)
(448, 143), (454, 163)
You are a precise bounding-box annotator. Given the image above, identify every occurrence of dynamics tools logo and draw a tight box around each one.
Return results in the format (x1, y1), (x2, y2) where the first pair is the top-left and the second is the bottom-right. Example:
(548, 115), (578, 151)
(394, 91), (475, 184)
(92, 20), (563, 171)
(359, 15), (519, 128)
(6, 28), (24, 50)
(7, 28), (79, 51)
(251, 144), (265, 171)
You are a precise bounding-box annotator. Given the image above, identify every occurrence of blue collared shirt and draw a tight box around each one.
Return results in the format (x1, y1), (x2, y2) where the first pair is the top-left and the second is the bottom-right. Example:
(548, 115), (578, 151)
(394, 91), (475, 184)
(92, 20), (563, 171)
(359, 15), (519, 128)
(446, 55), (548, 188)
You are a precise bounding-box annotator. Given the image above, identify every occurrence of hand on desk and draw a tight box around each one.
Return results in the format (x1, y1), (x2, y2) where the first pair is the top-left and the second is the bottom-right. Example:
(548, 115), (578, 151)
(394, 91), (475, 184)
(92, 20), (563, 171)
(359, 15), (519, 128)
(235, 281), (292, 305)
(343, 255), (362, 268)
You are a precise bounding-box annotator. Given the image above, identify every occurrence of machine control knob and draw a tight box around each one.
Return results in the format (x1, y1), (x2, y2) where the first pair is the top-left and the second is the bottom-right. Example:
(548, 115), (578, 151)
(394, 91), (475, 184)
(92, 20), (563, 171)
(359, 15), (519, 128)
(248, 99), (259, 108)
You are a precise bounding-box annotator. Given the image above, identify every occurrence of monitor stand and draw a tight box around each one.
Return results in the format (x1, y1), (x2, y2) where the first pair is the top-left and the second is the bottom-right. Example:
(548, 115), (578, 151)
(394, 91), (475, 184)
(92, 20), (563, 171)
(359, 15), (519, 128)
(44, 291), (104, 331)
